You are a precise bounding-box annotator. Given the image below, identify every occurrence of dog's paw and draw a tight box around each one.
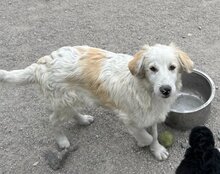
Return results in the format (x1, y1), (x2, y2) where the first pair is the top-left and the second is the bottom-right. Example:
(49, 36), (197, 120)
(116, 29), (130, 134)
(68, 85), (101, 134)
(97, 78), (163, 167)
(78, 115), (94, 126)
(56, 136), (70, 149)
(150, 142), (169, 161)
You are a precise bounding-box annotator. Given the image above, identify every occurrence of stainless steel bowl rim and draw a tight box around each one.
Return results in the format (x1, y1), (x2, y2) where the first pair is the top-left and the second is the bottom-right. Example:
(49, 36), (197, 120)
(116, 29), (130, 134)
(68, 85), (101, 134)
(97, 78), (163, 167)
(170, 69), (215, 114)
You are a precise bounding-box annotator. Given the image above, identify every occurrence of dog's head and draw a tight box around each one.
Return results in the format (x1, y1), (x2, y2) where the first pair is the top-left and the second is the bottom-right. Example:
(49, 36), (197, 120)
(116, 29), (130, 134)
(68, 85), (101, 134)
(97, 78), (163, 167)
(128, 43), (194, 99)
(189, 126), (215, 151)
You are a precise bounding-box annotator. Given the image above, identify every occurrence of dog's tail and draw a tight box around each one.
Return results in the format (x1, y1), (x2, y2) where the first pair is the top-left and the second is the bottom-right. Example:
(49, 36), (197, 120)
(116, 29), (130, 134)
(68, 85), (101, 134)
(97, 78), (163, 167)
(0, 63), (38, 85)
(0, 55), (52, 85)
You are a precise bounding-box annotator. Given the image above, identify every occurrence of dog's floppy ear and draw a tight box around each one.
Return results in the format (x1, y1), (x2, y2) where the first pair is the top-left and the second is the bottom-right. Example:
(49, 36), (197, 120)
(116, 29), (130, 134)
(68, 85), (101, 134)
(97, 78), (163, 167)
(128, 45), (149, 78)
(170, 43), (194, 73)
(178, 50), (194, 73)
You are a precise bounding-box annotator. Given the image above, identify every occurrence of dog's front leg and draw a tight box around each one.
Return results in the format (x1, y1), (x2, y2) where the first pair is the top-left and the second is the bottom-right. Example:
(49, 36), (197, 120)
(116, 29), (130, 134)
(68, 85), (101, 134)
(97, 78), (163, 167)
(150, 124), (169, 160)
(127, 124), (153, 147)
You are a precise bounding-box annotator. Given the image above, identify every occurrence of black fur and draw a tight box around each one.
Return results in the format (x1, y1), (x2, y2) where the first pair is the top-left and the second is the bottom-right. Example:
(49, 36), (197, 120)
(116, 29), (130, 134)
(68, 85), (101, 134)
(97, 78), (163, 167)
(176, 126), (220, 174)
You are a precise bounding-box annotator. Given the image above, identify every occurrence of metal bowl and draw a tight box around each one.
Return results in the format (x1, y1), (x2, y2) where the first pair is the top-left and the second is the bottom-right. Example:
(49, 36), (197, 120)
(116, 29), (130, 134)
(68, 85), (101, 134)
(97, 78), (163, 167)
(165, 69), (215, 130)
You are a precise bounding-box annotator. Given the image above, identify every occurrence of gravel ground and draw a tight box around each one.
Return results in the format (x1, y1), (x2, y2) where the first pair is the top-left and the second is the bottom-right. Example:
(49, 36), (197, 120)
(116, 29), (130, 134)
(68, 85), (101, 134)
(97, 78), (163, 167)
(0, 0), (219, 173)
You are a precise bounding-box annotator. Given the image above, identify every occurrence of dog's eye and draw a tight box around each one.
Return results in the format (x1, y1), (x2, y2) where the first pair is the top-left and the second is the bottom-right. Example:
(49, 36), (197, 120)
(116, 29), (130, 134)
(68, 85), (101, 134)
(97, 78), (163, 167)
(169, 65), (176, 71)
(150, 66), (158, 72)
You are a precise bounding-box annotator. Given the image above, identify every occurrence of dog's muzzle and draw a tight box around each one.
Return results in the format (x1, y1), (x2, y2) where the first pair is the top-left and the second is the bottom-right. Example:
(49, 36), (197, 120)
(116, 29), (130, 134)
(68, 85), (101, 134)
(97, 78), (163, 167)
(159, 85), (172, 98)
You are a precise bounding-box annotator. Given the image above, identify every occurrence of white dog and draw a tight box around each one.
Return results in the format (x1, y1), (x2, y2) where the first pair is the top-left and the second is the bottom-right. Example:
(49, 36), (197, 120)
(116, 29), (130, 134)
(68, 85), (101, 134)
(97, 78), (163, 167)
(0, 43), (193, 160)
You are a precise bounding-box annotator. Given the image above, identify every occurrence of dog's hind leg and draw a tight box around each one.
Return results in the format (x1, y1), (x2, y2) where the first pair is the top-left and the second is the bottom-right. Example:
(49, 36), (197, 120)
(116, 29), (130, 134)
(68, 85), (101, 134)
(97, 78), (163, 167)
(50, 111), (70, 149)
(49, 105), (94, 149)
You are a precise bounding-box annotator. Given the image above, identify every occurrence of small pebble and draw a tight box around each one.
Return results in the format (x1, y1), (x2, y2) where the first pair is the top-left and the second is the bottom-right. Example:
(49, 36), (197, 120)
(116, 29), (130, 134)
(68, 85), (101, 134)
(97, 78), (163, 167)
(33, 161), (39, 166)
(216, 86), (219, 90)
(169, 162), (174, 169)
(181, 142), (189, 149)
(137, 36), (142, 40)
(198, 26), (202, 30)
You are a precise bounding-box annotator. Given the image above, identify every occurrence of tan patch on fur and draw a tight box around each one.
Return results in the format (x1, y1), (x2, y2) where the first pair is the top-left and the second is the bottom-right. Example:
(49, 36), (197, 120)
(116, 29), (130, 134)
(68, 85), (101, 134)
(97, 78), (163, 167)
(177, 50), (194, 73)
(74, 46), (89, 56)
(75, 46), (105, 58)
(169, 43), (194, 73)
(128, 48), (147, 78)
(69, 47), (116, 108)
(128, 50), (144, 75)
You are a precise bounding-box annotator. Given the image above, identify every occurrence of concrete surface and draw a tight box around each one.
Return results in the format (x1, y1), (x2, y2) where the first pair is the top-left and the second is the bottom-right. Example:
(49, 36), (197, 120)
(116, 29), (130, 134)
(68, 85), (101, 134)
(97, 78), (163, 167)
(0, 0), (220, 173)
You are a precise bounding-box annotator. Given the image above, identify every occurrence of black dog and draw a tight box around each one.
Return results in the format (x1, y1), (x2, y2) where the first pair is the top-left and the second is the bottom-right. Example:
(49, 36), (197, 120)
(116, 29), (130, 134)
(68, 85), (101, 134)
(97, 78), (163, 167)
(176, 126), (220, 174)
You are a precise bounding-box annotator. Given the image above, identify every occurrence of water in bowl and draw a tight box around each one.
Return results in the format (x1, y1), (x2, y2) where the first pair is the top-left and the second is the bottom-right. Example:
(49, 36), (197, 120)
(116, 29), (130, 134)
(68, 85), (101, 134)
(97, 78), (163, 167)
(171, 93), (204, 112)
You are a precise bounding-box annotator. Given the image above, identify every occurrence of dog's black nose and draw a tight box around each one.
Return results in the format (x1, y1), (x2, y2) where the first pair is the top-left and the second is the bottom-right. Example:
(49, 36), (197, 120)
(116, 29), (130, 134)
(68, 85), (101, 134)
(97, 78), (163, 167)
(159, 85), (171, 97)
